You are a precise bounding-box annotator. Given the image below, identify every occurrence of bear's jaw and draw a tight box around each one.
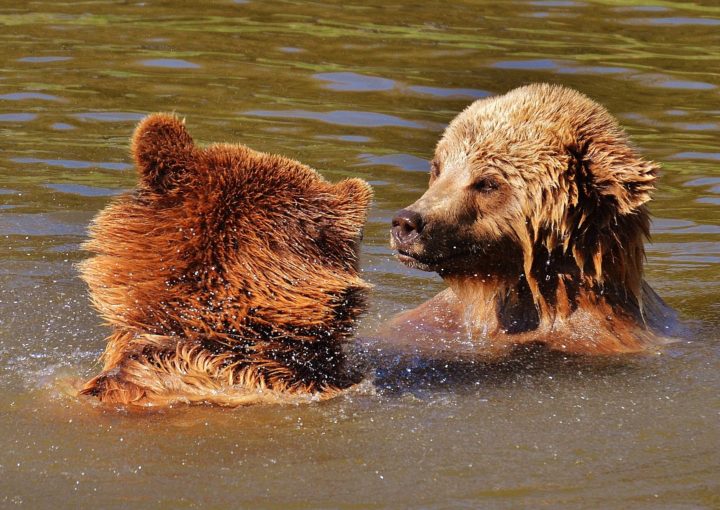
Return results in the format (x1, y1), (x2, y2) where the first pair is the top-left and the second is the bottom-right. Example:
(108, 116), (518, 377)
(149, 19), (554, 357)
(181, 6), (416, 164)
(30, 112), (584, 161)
(394, 248), (478, 273)
(393, 237), (521, 276)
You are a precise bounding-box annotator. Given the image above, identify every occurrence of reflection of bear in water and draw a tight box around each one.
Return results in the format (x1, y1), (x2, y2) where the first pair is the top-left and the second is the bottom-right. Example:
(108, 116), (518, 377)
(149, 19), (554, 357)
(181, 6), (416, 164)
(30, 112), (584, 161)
(80, 114), (372, 406)
(386, 83), (676, 358)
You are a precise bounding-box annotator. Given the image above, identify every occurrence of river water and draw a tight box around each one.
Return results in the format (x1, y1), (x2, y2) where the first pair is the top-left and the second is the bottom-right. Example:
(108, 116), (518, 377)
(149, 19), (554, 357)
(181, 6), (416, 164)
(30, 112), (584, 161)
(1, 1), (719, 508)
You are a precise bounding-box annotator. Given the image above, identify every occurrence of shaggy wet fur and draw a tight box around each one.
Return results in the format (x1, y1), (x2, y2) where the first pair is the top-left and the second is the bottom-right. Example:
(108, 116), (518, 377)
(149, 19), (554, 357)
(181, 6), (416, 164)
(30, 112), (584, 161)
(79, 114), (372, 406)
(385, 83), (675, 357)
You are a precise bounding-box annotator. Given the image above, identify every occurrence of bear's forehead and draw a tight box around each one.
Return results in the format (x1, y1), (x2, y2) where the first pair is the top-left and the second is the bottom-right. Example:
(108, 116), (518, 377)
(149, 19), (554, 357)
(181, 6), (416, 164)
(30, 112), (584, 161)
(439, 113), (563, 162)
(438, 87), (606, 161)
(459, 98), (574, 139)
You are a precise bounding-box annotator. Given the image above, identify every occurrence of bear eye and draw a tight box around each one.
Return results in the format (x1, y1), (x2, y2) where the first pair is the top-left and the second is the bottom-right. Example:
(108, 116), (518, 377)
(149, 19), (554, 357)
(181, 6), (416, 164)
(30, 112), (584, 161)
(472, 176), (499, 193)
(430, 160), (441, 180)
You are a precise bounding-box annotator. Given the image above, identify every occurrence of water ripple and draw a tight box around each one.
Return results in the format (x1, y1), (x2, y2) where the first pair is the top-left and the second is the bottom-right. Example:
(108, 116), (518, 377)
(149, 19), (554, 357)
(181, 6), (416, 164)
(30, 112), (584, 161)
(654, 218), (720, 235)
(672, 153), (720, 162)
(492, 59), (629, 76)
(11, 157), (131, 171)
(44, 184), (125, 197)
(557, 65), (630, 75)
(685, 178), (720, 189)
(408, 85), (490, 99)
(635, 74), (716, 90)
(492, 59), (558, 70)
(0, 113), (37, 122)
(314, 72), (395, 92)
(72, 112), (145, 122)
(624, 17), (720, 26)
(358, 153), (429, 172)
(613, 6), (669, 12)
(528, 0), (586, 5)
(16, 56), (72, 63)
(0, 92), (61, 101)
(667, 122), (719, 132)
(489, 60), (716, 92)
(244, 109), (424, 128)
(50, 123), (76, 131)
(697, 197), (720, 206)
(139, 58), (201, 69)
(316, 134), (371, 143)
(0, 213), (86, 237)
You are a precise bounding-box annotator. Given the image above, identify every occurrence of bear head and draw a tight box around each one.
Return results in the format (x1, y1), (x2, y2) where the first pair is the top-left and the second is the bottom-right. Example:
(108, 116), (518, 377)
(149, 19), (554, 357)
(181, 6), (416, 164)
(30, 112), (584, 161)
(80, 114), (372, 346)
(391, 83), (658, 307)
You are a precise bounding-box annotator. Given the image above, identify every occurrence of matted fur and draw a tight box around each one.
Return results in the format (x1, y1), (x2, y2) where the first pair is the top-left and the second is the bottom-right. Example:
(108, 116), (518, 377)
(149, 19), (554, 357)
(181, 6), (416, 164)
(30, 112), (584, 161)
(386, 83), (675, 356)
(79, 113), (372, 406)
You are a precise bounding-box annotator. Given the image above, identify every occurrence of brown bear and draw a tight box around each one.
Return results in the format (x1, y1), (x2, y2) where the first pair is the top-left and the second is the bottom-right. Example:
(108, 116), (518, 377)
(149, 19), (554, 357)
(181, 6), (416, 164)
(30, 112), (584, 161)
(79, 113), (372, 406)
(385, 83), (676, 358)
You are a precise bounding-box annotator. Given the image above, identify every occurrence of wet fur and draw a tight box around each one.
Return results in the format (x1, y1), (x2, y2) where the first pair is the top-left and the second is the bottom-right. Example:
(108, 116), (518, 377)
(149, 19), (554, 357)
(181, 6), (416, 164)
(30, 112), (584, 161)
(385, 83), (676, 357)
(79, 114), (372, 406)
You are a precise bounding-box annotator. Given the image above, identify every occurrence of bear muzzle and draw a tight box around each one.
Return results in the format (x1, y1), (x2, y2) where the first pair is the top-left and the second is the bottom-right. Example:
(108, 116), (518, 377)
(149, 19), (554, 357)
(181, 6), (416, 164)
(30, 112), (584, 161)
(391, 208), (424, 246)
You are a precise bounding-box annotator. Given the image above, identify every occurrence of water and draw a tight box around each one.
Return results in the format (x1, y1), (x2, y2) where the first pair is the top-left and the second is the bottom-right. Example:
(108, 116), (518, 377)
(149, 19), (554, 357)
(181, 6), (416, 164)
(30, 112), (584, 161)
(1, 0), (719, 508)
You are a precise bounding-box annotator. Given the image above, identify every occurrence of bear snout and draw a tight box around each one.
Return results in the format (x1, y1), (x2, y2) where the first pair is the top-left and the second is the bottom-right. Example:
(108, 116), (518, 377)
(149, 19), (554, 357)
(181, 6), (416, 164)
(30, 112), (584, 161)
(391, 208), (424, 248)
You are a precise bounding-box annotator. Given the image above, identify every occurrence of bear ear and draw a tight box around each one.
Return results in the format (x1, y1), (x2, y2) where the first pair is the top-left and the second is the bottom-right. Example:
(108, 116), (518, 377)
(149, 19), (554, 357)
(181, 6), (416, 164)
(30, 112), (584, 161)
(333, 178), (373, 226)
(567, 140), (658, 216)
(556, 139), (657, 288)
(131, 113), (197, 193)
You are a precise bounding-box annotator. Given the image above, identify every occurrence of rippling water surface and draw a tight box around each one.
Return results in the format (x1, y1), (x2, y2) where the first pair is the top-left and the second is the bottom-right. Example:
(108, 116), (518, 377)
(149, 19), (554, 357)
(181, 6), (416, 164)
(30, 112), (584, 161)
(1, 1), (719, 508)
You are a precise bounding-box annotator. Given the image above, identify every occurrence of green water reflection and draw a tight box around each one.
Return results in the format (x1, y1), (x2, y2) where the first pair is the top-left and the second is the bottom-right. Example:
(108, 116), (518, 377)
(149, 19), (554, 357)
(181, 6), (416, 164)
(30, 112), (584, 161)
(1, 1), (718, 508)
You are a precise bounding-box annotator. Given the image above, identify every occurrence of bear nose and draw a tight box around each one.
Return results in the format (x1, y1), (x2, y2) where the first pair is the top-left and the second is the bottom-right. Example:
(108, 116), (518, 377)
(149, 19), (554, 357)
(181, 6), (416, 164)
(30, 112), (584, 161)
(392, 208), (424, 245)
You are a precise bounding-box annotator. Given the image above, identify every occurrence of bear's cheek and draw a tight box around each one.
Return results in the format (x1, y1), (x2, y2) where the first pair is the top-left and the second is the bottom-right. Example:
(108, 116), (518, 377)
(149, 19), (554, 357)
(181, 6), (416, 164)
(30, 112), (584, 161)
(415, 220), (478, 258)
(473, 186), (520, 221)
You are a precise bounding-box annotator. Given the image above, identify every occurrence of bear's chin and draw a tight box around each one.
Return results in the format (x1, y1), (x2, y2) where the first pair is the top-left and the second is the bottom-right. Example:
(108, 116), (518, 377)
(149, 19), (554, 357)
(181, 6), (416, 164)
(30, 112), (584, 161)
(395, 251), (435, 272)
(395, 249), (478, 274)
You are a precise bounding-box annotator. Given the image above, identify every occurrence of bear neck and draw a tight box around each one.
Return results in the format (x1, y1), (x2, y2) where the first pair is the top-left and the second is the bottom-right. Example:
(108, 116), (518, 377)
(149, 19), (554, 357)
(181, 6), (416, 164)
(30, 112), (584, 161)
(444, 275), (539, 335)
(444, 264), (650, 351)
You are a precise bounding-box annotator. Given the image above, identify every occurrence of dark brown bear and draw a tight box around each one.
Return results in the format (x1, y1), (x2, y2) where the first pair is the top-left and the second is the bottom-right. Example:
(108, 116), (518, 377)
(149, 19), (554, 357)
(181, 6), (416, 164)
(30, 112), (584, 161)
(385, 83), (676, 358)
(79, 113), (372, 406)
